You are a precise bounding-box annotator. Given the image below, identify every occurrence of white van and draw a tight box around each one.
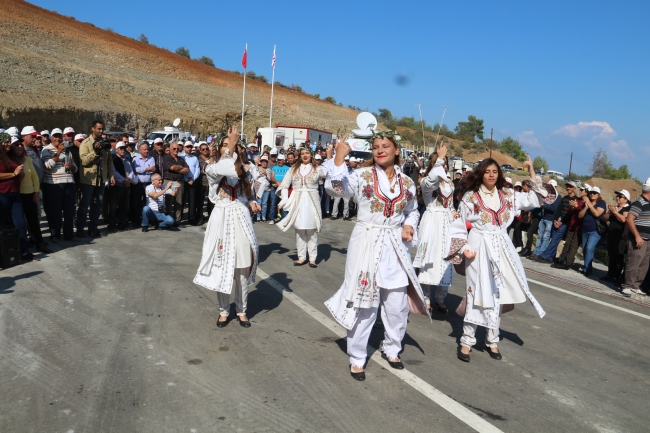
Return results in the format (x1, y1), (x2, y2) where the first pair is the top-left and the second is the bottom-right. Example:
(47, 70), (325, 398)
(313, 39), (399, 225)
(547, 170), (565, 180)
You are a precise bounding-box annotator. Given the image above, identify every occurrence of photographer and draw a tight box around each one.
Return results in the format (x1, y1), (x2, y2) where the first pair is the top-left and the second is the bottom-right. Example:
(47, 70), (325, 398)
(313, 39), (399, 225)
(77, 120), (115, 238)
(401, 152), (421, 186)
(41, 128), (78, 243)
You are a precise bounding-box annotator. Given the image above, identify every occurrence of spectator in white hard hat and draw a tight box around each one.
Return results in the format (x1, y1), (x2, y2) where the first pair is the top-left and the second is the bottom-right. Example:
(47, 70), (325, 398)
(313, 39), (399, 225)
(63, 127), (75, 147)
(577, 186), (606, 275)
(246, 143), (259, 161)
(21, 126), (44, 185)
(600, 189), (631, 283)
(107, 141), (135, 231)
(40, 130), (51, 145)
(621, 180), (650, 296)
(41, 128), (78, 243)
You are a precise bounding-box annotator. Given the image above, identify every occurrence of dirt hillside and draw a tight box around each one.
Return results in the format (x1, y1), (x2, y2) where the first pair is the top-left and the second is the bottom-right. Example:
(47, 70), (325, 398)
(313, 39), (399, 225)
(0, 0), (358, 138)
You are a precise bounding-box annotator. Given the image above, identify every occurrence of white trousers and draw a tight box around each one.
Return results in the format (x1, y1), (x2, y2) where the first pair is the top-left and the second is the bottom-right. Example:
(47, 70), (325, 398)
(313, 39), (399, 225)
(217, 268), (249, 317)
(332, 196), (350, 218)
(460, 322), (500, 348)
(424, 285), (449, 304)
(296, 229), (317, 261)
(347, 286), (408, 368)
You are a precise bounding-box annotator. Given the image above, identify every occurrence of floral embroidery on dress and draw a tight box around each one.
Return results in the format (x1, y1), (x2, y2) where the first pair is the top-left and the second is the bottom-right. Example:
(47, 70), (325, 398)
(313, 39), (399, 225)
(362, 184), (373, 199)
(480, 212), (492, 225)
(503, 210), (511, 222)
(361, 170), (373, 183)
(355, 271), (379, 307)
(445, 238), (468, 264)
(415, 242), (427, 262)
(405, 188), (414, 202)
(468, 287), (473, 293)
(216, 239), (224, 261)
(218, 189), (229, 200)
(330, 179), (344, 196)
(370, 198), (385, 214)
(394, 200), (406, 214)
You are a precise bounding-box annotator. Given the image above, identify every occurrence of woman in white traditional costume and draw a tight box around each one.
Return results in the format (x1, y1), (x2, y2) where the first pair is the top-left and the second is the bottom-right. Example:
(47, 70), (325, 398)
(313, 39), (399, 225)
(194, 127), (261, 328)
(324, 131), (429, 381)
(413, 144), (456, 314)
(276, 146), (328, 268)
(445, 156), (547, 362)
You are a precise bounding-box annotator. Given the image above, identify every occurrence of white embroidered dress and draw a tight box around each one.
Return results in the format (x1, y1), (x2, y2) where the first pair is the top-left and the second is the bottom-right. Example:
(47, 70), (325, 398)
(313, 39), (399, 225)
(194, 157), (259, 292)
(276, 163), (328, 232)
(446, 183), (548, 329)
(323, 162), (429, 330)
(413, 158), (455, 287)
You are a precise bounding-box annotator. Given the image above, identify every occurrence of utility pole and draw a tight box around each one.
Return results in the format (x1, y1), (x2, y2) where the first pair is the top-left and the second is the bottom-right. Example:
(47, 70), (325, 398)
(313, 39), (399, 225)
(415, 103), (425, 152)
(489, 128), (494, 158)
(434, 105), (449, 150)
(568, 152), (573, 180)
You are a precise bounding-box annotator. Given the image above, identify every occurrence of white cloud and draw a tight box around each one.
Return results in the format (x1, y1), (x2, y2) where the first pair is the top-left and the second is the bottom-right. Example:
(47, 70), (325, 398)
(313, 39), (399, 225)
(516, 130), (542, 149)
(552, 121), (616, 143)
(609, 140), (633, 159)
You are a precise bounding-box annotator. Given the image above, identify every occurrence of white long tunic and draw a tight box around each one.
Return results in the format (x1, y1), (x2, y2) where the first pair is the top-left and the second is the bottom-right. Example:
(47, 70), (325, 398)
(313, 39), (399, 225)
(193, 157), (259, 293)
(323, 161), (429, 330)
(446, 181), (547, 329)
(276, 163), (328, 232)
(413, 158), (455, 287)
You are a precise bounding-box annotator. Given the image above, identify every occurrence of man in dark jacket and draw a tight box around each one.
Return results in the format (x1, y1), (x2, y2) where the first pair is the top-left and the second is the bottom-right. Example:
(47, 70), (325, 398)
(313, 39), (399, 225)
(536, 182), (577, 263)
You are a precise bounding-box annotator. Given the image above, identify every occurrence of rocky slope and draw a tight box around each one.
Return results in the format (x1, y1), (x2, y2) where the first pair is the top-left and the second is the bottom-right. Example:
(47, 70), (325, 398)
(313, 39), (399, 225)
(0, 0), (358, 139)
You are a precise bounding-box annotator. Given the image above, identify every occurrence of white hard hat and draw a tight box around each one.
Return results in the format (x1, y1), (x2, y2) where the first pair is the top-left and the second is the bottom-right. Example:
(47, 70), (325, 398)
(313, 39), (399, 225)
(21, 126), (38, 136)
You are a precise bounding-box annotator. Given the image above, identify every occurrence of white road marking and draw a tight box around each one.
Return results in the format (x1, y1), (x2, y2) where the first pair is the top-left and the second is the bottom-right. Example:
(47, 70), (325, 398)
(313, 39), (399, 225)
(528, 278), (650, 320)
(256, 268), (504, 433)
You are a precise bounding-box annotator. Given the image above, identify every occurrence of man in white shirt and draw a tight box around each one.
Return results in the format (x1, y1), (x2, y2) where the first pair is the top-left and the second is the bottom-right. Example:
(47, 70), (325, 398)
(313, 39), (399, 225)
(142, 174), (175, 232)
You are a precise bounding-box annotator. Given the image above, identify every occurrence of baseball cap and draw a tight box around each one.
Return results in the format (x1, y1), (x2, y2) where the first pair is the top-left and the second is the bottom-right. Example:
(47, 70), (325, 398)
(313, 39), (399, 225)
(565, 181), (578, 188)
(74, 134), (84, 141)
(40, 130), (50, 136)
(277, 154), (286, 160)
(589, 186), (601, 194)
(50, 128), (63, 136)
(6, 126), (19, 137)
(63, 127), (75, 135)
(21, 126), (38, 136)
(116, 142), (126, 149)
(314, 154), (322, 160)
(514, 181), (522, 187)
(463, 165), (469, 169)
(128, 136), (135, 143)
(153, 138), (163, 144)
(344, 155), (350, 160)
(260, 155), (269, 161)
(549, 179), (558, 187)
(11, 136), (22, 145)
(270, 148), (278, 155)
(505, 177), (513, 185)
(247, 143), (257, 148)
(615, 189), (631, 201)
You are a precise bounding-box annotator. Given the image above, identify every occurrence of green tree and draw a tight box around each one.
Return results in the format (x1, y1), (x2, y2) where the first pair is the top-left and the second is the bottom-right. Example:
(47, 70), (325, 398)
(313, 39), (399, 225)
(590, 149), (631, 180)
(197, 56), (215, 66)
(175, 46), (190, 58)
(138, 34), (149, 43)
(324, 96), (336, 104)
(533, 156), (549, 172)
(375, 108), (394, 125)
(454, 115), (484, 142)
(497, 137), (527, 162)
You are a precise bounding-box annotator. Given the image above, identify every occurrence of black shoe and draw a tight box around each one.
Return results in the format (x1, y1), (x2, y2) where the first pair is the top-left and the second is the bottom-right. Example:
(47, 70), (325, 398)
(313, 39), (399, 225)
(64, 237), (80, 242)
(237, 316), (251, 328)
(487, 347), (502, 360)
(76, 230), (86, 238)
(343, 217), (350, 221)
(309, 262), (317, 268)
(50, 237), (60, 244)
(197, 218), (205, 226)
(457, 347), (471, 362)
(294, 260), (306, 266)
(91, 230), (102, 238)
(556, 263), (570, 270)
(107, 225), (116, 232)
(141, 226), (149, 233)
(21, 252), (35, 262)
(216, 318), (229, 328)
(519, 248), (530, 257)
(599, 275), (612, 282)
(36, 243), (53, 254)
(330, 216), (338, 220)
(381, 352), (404, 369)
(437, 303), (448, 314)
(350, 367), (366, 381)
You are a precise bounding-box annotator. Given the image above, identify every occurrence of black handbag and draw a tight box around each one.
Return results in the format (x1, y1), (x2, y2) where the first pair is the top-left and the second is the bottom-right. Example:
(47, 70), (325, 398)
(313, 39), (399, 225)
(596, 217), (608, 235)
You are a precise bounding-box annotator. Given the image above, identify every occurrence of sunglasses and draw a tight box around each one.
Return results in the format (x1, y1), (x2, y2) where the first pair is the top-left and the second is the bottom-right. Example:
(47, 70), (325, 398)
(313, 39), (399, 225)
(588, 191), (598, 194)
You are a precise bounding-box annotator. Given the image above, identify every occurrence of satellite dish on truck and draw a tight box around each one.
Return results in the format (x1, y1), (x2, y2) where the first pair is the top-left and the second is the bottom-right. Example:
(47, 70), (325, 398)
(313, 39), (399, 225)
(352, 112), (377, 138)
(172, 118), (181, 128)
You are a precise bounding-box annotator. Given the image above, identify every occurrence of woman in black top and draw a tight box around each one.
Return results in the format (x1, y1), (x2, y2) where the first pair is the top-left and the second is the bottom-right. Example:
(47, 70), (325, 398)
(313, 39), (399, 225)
(600, 191), (631, 282)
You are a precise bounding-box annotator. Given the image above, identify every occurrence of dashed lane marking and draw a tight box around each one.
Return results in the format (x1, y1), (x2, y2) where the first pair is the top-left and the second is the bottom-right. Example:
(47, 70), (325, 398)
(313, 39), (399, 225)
(256, 268), (504, 433)
(528, 278), (650, 320)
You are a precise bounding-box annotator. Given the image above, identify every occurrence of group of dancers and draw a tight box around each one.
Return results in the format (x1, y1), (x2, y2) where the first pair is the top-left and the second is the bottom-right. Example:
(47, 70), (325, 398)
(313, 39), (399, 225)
(193, 126), (548, 381)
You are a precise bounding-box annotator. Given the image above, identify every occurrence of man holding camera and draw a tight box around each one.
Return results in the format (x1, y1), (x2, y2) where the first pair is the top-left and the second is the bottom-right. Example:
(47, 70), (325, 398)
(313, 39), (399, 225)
(77, 120), (115, 238)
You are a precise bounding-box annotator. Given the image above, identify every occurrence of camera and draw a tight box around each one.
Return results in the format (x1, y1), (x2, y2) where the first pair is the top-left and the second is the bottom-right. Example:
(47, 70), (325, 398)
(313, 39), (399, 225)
(94, 139), (112, 152)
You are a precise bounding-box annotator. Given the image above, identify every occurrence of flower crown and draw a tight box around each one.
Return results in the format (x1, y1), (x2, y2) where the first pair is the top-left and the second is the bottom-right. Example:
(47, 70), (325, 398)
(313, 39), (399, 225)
(295, 145), (314, 155)
(0, 132), (10, 143)
(211, 131), (246, 150)
(369, 129), (402, 145)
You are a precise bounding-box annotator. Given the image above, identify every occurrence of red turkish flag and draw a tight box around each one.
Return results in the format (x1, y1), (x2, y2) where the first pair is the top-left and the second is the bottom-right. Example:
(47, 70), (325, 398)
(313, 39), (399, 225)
(241, 45), (247, 69)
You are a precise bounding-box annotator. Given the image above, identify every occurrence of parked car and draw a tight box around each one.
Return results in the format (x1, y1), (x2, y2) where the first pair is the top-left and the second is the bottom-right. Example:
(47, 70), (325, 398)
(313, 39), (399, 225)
(500, 164), (515, 172)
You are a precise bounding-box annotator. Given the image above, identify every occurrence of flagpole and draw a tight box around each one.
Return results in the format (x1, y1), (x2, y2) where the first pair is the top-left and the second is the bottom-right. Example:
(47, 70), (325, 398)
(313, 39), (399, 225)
(269, 45), (276, 129)
(241, 43), (247, 135)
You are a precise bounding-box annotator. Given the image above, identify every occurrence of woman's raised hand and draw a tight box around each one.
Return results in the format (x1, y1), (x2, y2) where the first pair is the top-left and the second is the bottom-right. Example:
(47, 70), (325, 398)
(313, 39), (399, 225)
(437, 143), (448, 160)
(334, 134), (351, 166)
(227, 126), (240, 149)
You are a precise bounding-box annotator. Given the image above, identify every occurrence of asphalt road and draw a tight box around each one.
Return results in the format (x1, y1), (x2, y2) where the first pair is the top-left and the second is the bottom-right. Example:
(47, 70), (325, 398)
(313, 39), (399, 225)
(0, 218), (649, 433)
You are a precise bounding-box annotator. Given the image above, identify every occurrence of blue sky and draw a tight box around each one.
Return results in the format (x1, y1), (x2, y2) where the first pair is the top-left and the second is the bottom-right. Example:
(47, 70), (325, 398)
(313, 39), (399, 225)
(32, 0), (649, 177)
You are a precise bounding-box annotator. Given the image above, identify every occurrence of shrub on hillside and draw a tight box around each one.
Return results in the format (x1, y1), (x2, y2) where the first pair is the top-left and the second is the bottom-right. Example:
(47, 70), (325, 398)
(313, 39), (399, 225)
(175, 46), (190, 58)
